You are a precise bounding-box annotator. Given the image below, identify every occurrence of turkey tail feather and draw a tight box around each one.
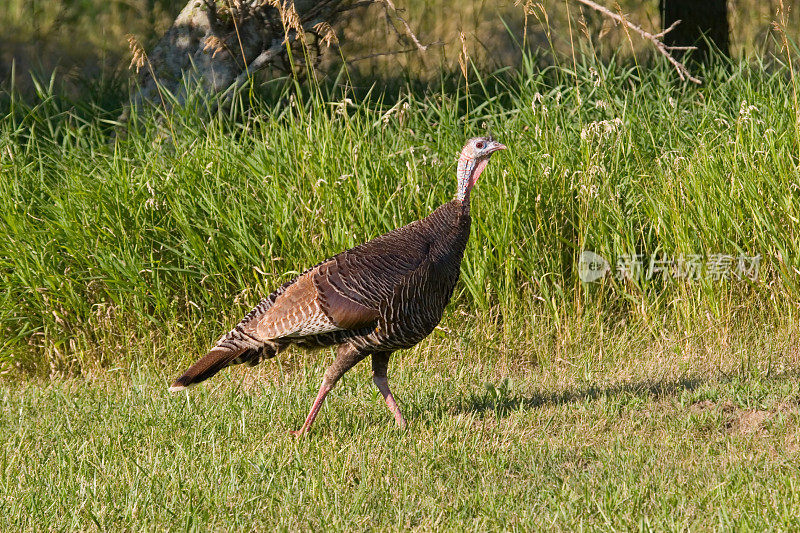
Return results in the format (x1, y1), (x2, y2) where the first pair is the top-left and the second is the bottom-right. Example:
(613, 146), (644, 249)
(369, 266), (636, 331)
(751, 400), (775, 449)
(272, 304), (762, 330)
(169, 344), (247, 391)
(169, 295), (285, 391)
(169, 326), (281, 392)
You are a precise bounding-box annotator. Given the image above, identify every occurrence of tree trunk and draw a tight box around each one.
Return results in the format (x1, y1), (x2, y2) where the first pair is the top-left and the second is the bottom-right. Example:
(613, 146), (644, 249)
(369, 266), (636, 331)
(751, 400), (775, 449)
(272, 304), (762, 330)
(130, 0), (350, 110)
(659, 0), (729, 62)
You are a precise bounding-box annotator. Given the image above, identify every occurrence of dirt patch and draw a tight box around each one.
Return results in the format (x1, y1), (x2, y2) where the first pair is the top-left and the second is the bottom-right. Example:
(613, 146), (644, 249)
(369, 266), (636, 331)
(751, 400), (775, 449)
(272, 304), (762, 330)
(688, 399), (716, 413)
(688, 399), (779, 435)
(727, 408), (772, 435)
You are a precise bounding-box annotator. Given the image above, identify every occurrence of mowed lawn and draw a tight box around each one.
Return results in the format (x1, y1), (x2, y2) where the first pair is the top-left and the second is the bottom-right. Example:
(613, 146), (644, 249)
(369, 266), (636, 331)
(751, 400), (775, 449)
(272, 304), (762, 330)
(2, 322), (799, 530)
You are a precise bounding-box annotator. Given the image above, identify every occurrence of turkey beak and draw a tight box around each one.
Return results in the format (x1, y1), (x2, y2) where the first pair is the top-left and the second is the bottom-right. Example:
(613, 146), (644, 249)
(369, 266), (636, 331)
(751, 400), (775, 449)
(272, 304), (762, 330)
(490, 141), (506, 153)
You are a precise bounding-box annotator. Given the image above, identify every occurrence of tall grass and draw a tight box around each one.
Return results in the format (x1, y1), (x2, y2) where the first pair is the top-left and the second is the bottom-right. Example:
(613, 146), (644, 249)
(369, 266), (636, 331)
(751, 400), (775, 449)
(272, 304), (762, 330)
(1, 53), (799, 374)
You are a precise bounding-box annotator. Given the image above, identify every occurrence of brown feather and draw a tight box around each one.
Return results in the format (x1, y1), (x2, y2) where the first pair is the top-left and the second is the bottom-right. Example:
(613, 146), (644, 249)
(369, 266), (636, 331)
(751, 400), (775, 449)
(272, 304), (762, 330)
(254, 272), (341, 339)
(314, 266), (380, 329)
(169, 200), (471, 392)
(169, 346), (242, 391)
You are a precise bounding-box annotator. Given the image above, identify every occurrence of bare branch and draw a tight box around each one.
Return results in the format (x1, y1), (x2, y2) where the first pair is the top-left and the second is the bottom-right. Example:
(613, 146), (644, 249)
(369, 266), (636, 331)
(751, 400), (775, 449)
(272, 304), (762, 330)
(344, 45), (441, 64)
(653, 19), (682, 39)
(235, 40), (287, 85)
(573, 0), (701, 84)
(337, 1), (374, 12)
(380, 0), (433, 53)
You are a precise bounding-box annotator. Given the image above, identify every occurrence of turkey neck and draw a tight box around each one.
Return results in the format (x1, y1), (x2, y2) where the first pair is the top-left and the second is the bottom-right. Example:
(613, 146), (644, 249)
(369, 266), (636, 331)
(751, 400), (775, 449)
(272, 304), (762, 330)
(456, 155), (490, 205)
(424, 199), (471, 266)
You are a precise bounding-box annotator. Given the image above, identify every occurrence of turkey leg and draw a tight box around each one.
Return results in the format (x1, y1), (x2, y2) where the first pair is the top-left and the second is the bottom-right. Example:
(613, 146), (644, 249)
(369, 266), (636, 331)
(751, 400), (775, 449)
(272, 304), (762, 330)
(290, 343), (368, 436)
(372, 352), (407, 430)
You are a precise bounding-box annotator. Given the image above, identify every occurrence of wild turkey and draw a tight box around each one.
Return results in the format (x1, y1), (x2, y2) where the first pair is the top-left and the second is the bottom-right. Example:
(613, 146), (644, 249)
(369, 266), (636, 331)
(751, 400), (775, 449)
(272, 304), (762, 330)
(169, 136), (506, 434)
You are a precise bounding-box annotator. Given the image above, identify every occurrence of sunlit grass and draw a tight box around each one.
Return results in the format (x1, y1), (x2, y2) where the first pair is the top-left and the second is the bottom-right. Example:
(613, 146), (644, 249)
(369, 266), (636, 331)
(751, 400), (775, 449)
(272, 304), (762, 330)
(1, 56), (799, 373)
(2, 54), (800, 528)
(2, 2), (800, 527)
(1, 317), (799, 530)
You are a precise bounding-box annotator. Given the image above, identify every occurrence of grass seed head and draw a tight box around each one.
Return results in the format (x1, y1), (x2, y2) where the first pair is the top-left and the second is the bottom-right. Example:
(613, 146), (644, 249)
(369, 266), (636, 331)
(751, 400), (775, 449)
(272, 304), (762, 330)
(126, 34), (146, 73)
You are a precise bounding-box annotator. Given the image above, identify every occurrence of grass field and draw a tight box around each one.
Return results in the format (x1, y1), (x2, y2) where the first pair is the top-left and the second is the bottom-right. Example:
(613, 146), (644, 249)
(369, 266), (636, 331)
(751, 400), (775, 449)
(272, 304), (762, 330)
(3, 325), (800, 529)
(2, 43), (800, 528)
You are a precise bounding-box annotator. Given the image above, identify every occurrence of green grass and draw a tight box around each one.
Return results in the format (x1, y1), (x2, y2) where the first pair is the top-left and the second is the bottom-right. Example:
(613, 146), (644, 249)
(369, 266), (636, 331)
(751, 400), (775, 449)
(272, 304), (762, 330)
(2, 324), (800, 530)
(2, 55), (799, 373)
(2, 51), (800, 528)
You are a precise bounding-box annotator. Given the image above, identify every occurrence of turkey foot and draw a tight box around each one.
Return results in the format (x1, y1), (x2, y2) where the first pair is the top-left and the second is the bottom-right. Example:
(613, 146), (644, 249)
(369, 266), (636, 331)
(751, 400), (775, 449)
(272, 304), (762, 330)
(289, 380), (333, 436)
(373, 376), (407, 430)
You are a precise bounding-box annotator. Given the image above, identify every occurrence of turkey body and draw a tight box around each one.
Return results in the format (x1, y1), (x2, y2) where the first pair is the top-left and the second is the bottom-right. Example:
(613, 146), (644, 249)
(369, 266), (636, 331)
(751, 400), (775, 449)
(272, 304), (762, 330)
(218, 199), (469, 366)
(169, 136), (504, 434)
(294, 199), (470, 353)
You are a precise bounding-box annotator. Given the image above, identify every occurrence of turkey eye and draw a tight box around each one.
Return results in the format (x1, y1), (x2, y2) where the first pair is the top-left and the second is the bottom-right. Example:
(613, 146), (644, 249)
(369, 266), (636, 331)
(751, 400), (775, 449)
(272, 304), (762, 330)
(476, 142), (484, 149)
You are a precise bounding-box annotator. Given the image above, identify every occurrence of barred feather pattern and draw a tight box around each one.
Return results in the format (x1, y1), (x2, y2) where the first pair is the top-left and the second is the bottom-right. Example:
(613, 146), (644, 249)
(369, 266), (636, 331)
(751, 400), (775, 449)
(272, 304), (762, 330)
(306, 199), (470, 352)
(170, 199), (470, 390)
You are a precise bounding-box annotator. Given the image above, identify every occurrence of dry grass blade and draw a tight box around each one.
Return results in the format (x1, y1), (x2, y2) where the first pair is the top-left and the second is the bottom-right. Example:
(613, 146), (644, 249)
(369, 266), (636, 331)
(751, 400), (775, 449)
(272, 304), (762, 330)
(458, 31), (469, 80)
(312, 22), (339, 48)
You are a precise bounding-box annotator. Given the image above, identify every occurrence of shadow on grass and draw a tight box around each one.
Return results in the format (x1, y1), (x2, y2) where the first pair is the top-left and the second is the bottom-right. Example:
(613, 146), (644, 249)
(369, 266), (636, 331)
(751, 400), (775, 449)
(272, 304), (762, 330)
(422, 369), (800, 421)
(445, 378), (702, 420)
